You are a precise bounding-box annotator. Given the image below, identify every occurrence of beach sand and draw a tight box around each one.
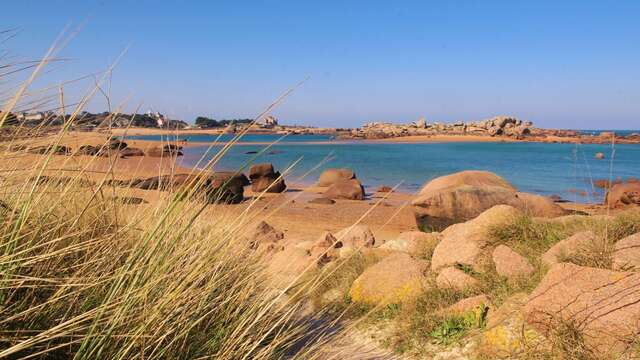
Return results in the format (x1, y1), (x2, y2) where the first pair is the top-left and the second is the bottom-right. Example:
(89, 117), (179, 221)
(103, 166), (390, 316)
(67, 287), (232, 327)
(2, 130), (609, 246)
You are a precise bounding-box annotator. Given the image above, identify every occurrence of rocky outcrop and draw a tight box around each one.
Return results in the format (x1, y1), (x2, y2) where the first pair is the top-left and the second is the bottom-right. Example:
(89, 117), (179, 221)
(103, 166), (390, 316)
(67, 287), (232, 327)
(349, 253), (428, 305)
(412, 171), (566, 230)
(146, 144), (183, 157)
(612, 233), (640, 270)
(431, 205), (522, 271)
(324, 179), (365, 200)
(317, 168), (356, 187)
(605, 182), (640, 208)
(525, 263), (640, 357)
(109, 172), (248, 204)
(248, 163), (286, 193)
(350, 116), (534, 140)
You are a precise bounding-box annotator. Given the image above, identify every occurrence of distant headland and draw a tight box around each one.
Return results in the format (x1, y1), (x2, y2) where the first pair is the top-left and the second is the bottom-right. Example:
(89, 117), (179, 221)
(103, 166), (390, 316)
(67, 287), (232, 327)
(2, 110), (639, 145)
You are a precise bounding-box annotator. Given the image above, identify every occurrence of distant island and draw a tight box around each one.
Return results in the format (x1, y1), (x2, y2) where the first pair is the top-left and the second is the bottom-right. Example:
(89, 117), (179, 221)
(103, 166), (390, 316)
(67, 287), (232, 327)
(3, 110), (639, 145)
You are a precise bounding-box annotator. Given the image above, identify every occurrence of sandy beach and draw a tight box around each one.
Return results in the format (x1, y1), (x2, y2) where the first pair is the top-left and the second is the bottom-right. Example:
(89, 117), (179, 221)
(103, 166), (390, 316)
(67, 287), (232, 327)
(3, 130), (608, 245)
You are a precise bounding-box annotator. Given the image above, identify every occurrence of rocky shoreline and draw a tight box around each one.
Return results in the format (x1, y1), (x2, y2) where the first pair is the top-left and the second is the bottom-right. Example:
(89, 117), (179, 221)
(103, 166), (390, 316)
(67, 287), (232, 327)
(4, 132), (640, 358)
(339, 116), (640, 144)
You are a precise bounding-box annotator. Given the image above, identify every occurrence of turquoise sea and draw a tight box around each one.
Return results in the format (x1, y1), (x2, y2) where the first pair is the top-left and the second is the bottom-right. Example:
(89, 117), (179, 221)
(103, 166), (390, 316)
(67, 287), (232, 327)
(125, 133), (640, 203)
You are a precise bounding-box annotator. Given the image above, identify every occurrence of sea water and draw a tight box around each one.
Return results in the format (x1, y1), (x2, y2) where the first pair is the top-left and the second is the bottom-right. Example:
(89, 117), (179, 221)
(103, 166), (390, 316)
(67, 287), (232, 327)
(126, 134), (640, 203)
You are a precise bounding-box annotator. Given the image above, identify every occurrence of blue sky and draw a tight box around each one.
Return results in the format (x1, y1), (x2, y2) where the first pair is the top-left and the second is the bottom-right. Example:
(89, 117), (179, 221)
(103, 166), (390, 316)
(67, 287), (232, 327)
(5, 0), (640, 128)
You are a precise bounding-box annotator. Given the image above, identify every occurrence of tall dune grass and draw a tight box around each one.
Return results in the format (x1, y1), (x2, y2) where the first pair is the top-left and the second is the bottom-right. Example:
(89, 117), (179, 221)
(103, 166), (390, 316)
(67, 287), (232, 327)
(0, 34), (345, 359)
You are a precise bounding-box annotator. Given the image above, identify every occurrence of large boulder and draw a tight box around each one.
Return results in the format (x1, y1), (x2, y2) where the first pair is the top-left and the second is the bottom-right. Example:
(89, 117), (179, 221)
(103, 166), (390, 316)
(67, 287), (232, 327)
(412, 171), (565, 230)
(249, 163), (274, 178)
(431, 205), (522, 271)
(525, 263), (640, 357)
(349, 253), (428, 305)
(248, 163), (286, 193)
(324, 179), (365, 200)
(541, 231), (595, 267)
(605, 182), (640, 208)
(417, 171), (516, 194)
(492, 245), (534, 279)
(317, 168), (356, 187)
(612, 233), (640, 270)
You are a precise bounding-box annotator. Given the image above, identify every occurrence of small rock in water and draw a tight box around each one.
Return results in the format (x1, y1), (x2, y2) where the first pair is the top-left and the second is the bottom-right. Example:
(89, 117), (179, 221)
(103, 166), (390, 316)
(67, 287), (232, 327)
(245, 151), (258, 154)
(376, 185), (393, 193)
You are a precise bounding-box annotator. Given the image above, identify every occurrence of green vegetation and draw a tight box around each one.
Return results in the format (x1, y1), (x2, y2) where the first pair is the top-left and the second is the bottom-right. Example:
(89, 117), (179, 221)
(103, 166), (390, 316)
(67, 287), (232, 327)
(430, 305), (488, 345)
(194, 116), (253, 128)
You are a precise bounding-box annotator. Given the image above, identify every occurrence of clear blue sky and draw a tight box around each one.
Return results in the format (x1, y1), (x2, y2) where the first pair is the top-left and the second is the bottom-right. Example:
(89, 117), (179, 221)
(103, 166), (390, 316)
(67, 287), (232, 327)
(6, 0), (640, 129)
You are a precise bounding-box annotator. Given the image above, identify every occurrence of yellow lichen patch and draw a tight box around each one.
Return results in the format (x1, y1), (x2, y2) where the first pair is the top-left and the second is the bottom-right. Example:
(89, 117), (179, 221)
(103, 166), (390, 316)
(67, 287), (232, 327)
(347, 252), (428, 305)
(349, 277), (424, 305)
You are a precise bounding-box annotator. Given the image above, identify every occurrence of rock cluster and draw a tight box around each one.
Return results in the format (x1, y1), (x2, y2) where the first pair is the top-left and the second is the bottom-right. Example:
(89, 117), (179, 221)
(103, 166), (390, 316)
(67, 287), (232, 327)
(350, 116), (534, 140)
(74, 139), (145, 158)
(248, 163), (286, 193)
(250, 169), (640, 357)
(18, 138), (146, 158)
(146, 144), (183, 157)
(317, 168), (365, 200)
(108, 172), (249, 204)
(605, 182), (640, 208)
